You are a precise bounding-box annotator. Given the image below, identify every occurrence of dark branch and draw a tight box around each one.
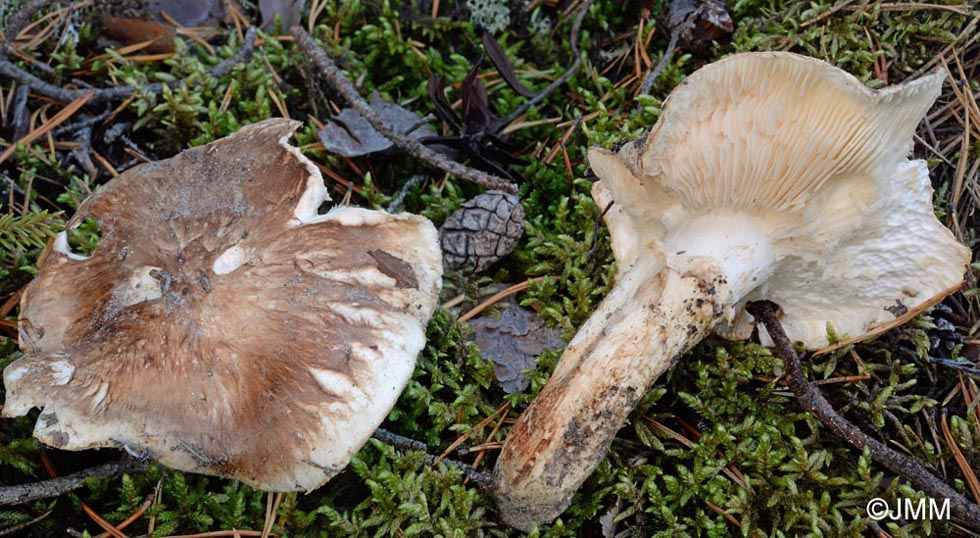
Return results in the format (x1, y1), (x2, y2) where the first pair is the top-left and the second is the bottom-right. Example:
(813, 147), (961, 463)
(373, 427), (429, 452)
(386, 174), (426, 213)
(373, 428), (493, 489)
(51, 110), (113, 136)
(499, 0), (595, 127)
(0, 427), (492, 508)
(0, 460), (147, 506)
(930, 357), (980, 377)
(290, 26), (516, 194)
(0, 27), (258, 105)
(637, 21), (692, 98)
(747, 300), (980, 530)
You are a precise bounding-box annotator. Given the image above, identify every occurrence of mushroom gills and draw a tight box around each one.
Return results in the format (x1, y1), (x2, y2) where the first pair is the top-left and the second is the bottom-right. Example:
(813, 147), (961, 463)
(491, 51), (971, 531)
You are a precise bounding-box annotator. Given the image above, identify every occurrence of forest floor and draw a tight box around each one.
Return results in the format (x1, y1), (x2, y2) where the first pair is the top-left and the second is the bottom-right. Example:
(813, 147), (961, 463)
(1, 0), (979, 536)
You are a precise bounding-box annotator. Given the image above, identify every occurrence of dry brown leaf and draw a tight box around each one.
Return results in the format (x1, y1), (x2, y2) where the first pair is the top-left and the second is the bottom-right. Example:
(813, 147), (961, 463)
(101, 15), (177, 54)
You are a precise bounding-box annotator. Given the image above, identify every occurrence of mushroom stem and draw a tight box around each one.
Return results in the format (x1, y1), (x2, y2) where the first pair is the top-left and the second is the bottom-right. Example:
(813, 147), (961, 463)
(492, 256), (734, 530)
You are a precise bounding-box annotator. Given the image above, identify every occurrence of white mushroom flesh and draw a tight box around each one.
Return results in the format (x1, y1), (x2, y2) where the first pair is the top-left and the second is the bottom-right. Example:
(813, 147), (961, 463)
(492, 52), (971, 530)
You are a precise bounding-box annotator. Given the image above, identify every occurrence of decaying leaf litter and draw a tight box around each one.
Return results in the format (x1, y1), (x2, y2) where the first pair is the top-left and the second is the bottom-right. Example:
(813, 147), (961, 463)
(1, 0), (980, 536)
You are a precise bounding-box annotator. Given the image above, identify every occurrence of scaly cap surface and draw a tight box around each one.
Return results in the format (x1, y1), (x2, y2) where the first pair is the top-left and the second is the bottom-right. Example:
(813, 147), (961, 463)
(3, 119), (442, 491)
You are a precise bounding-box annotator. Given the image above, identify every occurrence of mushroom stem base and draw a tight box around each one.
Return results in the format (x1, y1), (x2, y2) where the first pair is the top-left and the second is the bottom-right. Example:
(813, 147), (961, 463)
(492, 258), (731, 530)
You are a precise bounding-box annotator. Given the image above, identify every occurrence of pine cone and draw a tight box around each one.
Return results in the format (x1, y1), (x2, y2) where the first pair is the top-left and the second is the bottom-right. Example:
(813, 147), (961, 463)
(440, 190), (524, 272)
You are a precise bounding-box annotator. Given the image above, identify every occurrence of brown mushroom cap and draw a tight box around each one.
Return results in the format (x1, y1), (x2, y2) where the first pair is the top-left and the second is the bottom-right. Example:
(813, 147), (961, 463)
(2, 119), (442, 492)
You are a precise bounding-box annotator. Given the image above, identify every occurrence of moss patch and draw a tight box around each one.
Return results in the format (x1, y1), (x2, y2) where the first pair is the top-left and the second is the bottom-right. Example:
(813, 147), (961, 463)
(1, 1), (978, 536)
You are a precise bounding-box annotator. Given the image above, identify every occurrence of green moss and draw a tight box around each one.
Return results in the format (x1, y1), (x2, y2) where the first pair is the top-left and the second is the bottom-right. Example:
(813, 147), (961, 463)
(311, 440), (497, 537)
(0, 0), (977, 536)
(65, 216), (101, 258)
(389, 308), (501, 447)
(730, 0), (968, 82)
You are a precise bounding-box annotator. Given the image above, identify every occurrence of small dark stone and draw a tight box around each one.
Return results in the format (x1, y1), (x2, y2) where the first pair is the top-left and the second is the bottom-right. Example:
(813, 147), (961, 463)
(927, 303), (961, 359)
(439, 190), (525, 272)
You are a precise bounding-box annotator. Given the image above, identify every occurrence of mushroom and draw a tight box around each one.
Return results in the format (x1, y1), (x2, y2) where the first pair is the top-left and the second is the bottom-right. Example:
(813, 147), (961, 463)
(492, 52), (971, 529)
(2, 119), (443, 492)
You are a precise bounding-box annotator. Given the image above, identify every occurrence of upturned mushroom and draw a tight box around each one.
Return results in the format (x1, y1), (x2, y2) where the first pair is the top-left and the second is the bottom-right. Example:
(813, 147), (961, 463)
(492, 52), (971, 529)
(2, 119), (442, 492)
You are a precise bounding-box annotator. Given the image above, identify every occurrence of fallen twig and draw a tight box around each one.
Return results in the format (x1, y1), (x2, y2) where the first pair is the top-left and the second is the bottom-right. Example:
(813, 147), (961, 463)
(637, 21), (691, 98)
(931, 358), (980, 377)
(0, 509), (52, 536)
(747, 300), (980, 530)
(0, 90), (93, 166)
(36, 452), (129, 538)
(291, 26), (516, 194)
(50, 110), (112, 136)
(498, 0), (595, 127)
(373, 428), (493, 488)
(9, 85), (30, 140)
(1, 0), (56, 52)
(385, 174), (426, 213)
(0, 459), (147, 506)
(0, 27), (258, 105)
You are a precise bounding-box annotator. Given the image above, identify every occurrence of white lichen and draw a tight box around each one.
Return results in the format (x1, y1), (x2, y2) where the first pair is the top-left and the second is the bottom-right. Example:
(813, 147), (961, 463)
(467, 0), (510, 33)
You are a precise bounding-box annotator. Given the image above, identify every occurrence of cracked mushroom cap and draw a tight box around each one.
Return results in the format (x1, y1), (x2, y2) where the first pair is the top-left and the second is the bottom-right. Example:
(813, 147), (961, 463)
(2, 119), (442, 491)
(589, 52), (970, 348)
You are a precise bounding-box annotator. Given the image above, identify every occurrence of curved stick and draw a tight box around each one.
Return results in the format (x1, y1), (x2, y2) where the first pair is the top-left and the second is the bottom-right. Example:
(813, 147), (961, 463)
(290, 27), (517, 194)
(0, 460), (147, 506)
(0, 28), (258, 105)
(748, 301), (980, 530)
